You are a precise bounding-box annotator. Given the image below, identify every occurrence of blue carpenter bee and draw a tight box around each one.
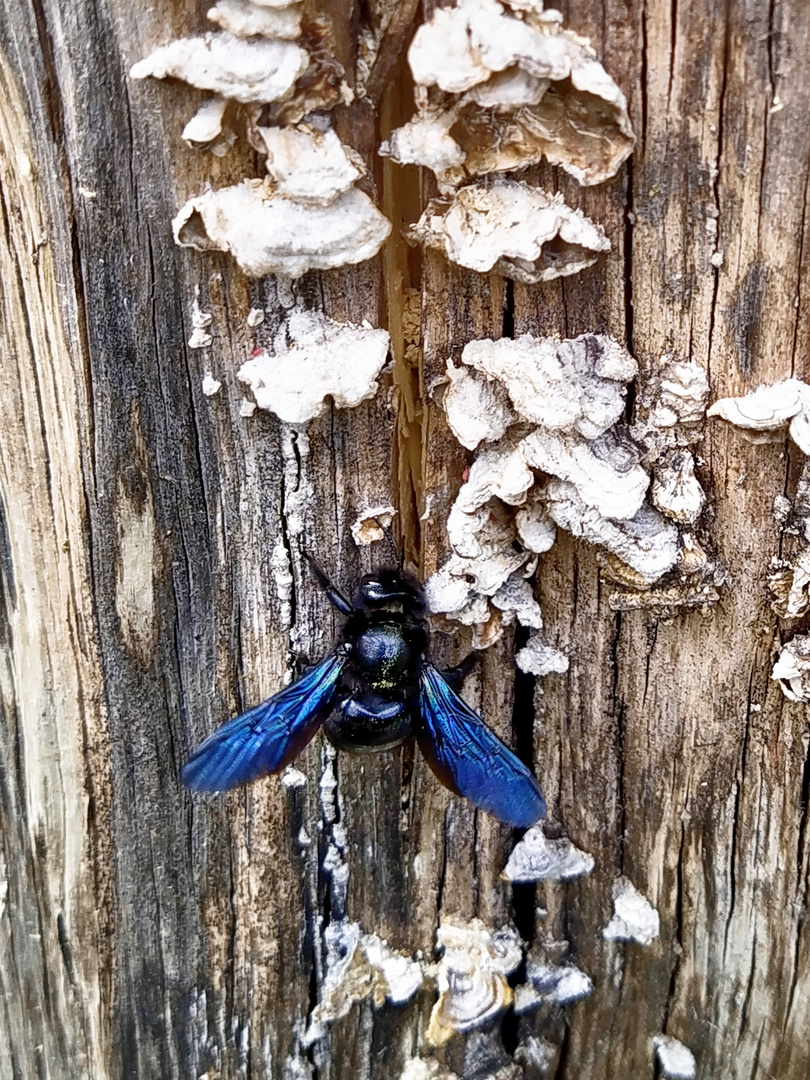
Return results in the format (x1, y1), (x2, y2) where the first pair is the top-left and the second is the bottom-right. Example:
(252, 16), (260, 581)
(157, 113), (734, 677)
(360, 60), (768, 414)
(181, 560), (546, 828)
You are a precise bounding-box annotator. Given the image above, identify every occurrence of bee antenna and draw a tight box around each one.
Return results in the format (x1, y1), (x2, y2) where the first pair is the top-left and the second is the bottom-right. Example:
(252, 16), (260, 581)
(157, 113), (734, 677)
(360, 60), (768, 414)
(301, 550), (354, 617)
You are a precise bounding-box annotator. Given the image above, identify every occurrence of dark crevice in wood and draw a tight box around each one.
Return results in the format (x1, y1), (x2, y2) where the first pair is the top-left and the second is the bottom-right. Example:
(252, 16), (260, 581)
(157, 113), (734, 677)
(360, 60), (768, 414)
(503, 278), (515, 339)
(790, 166), (810, 376)
(610, 614), (626, 872)
(0, 489), (16, 612)
(55, 912), (75, 987)
(784, 726), (810, 1031)
(435, 813), (449, 914)
(366, 0), (420, 107)
(623, 154), (635, 365)
(666, 0), (678, 113)
(723, 665), (754, 964)
(552, 1021), (570, 1080)
(642, 619), (659, 706)
(707, 0), (731, 387)
(660, 818), (685, 1037)
(640, 0), (649, 152)
(738, 925), (758, 1045)
(279, 434), (299, 630)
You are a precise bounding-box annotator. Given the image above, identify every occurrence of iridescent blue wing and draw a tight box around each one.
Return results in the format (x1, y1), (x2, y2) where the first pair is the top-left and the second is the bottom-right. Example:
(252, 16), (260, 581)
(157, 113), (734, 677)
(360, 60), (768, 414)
(417, 664), (546, 827)
(181, 651), (346, 792)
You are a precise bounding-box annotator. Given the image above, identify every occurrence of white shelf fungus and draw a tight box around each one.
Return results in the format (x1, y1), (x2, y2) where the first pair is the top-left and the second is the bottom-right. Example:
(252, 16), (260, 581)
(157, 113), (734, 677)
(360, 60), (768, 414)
(461, 333), (637, 440)
(651, 360), (710, 428)
(258, 124), (364, 204)
(491, 574), (544, 630)
(772, 634), (810, 702)
(521, 428), (649, 521)
(602, 876), (660, 945)
(525, 955), (593, 1007)
(427, 919), (523, 1045)
(302, 919), (423, 1046)
(381, 0), (635, 188)
(651, 449), (707, 525)
(201, 373), (222, 396)
(131, 8), (382, 280)
(709, 378), (810, 454)
(709, 378), (807, 430)
(514, 492), (557, 554)
(238, 309), (390, 423)
(207, 0), (303, 40)
(545, 481), (679, 583)
(182, 97), (234, 154)
(768, 550), (810, 618)
(409, 181), (610, 283)
(400, 1060), (459, 1080)
(429, 333), (695, 640)
(515, 634), (568, 677)
(503, 826), (594, 883)
(131, 32), (309, 104)
(173, 177), (391, 279)
(443, 361), (516, 450)
(188, 291), (213, 348)
(653, 1036), (697, 1080)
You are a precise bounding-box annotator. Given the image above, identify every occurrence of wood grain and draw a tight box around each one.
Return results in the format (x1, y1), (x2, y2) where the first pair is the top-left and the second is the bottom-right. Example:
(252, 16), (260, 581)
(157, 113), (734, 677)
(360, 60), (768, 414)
(0, 1), (809, 1078)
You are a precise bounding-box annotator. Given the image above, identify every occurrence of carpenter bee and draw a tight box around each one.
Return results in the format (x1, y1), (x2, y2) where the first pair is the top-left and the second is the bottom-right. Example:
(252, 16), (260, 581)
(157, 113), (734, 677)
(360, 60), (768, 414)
(181, 559), (546, 828)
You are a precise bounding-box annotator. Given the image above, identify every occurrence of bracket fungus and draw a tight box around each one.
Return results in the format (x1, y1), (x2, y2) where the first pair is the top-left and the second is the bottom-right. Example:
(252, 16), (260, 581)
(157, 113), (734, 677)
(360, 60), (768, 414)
(207, 0), (304, 41)
(653, 1036), (697, 1080)
(133, 8), (391, 278)
(710, 379), (810, 625)
(768, 550), (810, 619)
(173, 170), (390, 279)
(503, 826), (595, 884)
(130, 31), (309, 104)
(408, 180), (609, 283)
(427, 334), (710, 644)
(131, 3), (343, 121)
(708, 378), (810, 452)
(430, 343), (721, 635)
(257, 123), (364, 204)
(380, 0), (635, 189)
(302, 919), (423, 1046)
(427, 919), (523, 1045)
(238, 309), (390, 424)
(520, 947), (593, 1009)
(772, 634), (810, 703)
(602, 876), (660, 946)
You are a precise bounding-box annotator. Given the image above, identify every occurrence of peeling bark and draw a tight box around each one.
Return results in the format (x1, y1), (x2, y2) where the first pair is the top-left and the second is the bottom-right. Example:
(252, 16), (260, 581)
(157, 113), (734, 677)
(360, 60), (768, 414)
(1, 2), (809, 1079)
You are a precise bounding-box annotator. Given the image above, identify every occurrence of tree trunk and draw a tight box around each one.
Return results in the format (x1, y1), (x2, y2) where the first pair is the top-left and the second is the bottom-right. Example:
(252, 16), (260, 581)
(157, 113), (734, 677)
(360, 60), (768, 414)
(1, 1), (808, 1078)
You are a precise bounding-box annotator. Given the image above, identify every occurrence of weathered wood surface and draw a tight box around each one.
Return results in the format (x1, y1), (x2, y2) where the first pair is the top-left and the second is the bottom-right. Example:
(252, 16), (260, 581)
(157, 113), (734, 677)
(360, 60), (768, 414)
(1, 1), (809, 1078)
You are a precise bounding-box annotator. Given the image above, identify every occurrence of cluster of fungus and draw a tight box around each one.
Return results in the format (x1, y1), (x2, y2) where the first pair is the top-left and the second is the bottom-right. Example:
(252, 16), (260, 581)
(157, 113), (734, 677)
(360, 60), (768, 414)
(381, 0), (634, 188)
(131, 2), (391, 279)
(426, 334), (719, 656)
(710, 379), (810, 701)
(382, 0), (634, 282)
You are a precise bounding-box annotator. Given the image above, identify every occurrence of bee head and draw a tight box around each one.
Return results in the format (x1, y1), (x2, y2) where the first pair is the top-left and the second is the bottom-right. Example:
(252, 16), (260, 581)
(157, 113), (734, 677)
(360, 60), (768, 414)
(354, 569), (425, 615)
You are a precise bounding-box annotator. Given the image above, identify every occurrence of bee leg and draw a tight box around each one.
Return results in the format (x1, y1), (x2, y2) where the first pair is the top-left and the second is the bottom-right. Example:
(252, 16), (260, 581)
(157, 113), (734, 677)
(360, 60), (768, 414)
(302, 551), (354, 616)
(439, 652), (479, 692)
